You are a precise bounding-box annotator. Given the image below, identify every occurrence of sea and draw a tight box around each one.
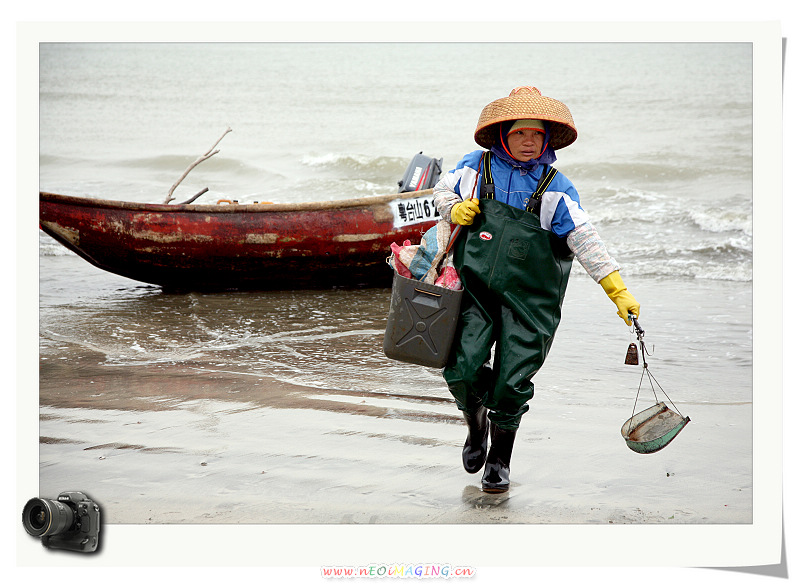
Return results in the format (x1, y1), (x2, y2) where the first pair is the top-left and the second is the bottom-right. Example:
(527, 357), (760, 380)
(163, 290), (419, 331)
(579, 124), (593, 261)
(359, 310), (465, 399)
(29, 42), (765, 545)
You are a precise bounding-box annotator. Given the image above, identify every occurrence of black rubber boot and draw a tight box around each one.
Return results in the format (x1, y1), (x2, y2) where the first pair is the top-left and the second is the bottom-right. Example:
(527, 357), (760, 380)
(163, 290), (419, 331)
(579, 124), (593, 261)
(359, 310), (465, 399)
(461, 406), (489, 474)
(481, 423), (517, 493)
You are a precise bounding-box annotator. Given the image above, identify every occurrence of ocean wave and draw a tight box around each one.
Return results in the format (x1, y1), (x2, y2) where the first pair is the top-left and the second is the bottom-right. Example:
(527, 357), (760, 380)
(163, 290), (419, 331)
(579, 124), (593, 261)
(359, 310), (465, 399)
(620, 258), (752, 282)
(617, 233), (753, 260)
(590, 186), (666, 204)
(112, 154), (273, 177)
(573, 161), (714, 183)
(586, 187), (752, 238)
(687, 207), (752, 236)
(611, 236), (752, 282)
(301, 153), (408, 175)
(39, 153), (84, 167)
(572, 158), (749, 185)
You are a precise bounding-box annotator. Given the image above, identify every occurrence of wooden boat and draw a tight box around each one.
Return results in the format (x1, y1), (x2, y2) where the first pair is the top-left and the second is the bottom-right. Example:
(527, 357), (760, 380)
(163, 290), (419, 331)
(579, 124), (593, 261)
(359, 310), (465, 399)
(39, 190), (441, 291)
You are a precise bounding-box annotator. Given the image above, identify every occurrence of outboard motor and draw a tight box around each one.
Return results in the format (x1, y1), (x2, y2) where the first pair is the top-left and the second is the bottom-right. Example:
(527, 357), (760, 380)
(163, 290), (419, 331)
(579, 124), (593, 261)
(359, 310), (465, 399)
(398, 152), (443, 193)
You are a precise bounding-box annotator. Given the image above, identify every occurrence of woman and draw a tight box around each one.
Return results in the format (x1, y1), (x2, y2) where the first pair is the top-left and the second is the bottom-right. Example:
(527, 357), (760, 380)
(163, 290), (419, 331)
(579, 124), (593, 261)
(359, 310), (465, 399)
(432, 86), (639, 493)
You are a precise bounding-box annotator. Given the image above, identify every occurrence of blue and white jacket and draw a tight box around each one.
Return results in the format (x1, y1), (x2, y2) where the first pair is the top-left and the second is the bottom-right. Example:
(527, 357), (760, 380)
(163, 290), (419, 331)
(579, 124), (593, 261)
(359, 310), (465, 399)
(433, 150), (620, 282)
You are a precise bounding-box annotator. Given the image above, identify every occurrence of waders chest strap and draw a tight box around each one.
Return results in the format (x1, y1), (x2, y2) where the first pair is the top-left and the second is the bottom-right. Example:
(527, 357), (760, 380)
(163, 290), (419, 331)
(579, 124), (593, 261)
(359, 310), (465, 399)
(527, 165), (558, 215)
(479, 151), (558, 215)
(480, 151), (495, 199)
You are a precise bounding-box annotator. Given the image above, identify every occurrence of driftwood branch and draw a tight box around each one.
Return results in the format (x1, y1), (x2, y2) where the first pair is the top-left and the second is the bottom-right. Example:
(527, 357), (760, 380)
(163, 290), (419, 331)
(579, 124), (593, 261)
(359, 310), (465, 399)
(164, 127), (232, 204)
(177, 187), (209, 205)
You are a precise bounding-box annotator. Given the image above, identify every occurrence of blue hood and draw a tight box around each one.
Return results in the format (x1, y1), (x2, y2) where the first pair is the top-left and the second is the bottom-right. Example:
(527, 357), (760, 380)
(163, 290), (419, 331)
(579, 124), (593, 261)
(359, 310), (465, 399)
(490, 120), (558, 171)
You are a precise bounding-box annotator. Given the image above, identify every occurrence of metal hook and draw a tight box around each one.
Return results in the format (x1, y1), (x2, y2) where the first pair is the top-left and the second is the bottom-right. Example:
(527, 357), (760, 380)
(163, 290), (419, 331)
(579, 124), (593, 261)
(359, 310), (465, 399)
(628, 314), (648, 368)
(630, 314), (644, 340)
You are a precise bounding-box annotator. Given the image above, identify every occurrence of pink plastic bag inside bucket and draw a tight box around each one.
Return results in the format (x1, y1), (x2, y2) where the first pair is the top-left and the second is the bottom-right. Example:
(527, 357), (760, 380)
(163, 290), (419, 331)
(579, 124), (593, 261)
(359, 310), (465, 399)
(387, 219), (462, 290)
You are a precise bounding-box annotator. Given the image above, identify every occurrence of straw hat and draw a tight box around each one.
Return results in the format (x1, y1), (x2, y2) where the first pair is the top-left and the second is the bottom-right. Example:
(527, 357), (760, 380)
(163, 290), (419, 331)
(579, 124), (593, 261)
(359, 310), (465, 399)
(474, 86), (577, 150)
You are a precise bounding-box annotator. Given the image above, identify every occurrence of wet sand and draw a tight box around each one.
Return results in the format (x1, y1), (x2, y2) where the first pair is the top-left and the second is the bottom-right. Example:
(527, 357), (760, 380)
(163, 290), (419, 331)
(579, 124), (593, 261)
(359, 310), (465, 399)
(37, 329), (752, 526)
(32, 250), (756, 530)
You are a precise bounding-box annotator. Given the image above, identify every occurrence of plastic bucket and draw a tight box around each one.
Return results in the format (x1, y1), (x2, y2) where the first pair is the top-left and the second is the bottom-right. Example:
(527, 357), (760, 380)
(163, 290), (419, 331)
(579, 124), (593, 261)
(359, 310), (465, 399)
(383, 271), (463, 368)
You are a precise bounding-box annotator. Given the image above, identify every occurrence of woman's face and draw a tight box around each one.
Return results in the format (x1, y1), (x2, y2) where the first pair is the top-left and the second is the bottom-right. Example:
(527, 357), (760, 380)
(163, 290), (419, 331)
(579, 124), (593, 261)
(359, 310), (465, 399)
(506, 128), (545, 162)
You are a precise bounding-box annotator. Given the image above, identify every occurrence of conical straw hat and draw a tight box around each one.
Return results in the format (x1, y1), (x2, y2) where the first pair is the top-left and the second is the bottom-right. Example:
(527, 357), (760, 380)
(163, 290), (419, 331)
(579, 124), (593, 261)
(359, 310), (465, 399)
(474, 86), (577, 150)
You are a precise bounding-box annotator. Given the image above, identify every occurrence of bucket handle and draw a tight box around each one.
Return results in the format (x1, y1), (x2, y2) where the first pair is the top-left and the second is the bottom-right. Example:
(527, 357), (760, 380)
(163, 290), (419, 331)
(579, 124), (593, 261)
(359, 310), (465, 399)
(414, 287), (442, 298)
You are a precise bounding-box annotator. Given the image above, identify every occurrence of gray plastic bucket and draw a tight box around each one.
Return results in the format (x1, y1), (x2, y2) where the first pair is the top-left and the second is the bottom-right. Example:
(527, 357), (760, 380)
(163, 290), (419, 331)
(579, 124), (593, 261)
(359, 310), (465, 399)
(383, 271), (463, 368)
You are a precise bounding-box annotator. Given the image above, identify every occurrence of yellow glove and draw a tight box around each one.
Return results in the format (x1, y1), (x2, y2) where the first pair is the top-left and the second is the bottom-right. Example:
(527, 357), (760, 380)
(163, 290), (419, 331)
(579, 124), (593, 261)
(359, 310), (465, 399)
(450, 198), (481, 225)
(599, 270), (640, 326)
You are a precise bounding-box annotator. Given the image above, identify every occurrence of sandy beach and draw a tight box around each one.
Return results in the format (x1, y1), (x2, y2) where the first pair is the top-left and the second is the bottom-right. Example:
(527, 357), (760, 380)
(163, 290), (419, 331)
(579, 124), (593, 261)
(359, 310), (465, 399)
(37, 369), (750, 527)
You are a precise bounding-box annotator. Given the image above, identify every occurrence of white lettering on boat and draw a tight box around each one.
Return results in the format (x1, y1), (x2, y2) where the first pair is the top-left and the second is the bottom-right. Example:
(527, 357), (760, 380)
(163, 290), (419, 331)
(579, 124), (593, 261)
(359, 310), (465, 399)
(390, 196), (440, 228)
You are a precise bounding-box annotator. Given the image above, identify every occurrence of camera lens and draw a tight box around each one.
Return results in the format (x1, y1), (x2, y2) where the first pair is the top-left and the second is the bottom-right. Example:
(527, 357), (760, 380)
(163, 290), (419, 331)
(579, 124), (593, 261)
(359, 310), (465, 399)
(22, 498), (74, 537)
(27, 504), (47, 530)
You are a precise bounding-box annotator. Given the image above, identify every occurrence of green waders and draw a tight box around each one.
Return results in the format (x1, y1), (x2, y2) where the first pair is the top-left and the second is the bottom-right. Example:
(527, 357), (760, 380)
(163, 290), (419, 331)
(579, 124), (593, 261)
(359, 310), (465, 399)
(443, 159), (573, 431)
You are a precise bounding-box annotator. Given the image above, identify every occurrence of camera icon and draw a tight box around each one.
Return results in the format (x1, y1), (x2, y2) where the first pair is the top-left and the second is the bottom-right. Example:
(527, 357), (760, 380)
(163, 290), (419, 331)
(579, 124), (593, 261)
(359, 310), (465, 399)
(22, 491), (100, 553)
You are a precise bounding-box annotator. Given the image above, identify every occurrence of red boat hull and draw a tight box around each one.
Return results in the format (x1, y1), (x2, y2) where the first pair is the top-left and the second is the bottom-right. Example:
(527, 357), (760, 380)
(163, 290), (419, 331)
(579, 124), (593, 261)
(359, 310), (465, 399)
(39, 191), (440, 290)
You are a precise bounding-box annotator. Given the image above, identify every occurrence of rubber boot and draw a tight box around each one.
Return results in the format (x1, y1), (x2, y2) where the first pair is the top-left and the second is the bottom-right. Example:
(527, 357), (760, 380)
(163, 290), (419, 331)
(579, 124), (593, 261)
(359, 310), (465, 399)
(461, 406), (489, 474)
(481, 423), (517, 493)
